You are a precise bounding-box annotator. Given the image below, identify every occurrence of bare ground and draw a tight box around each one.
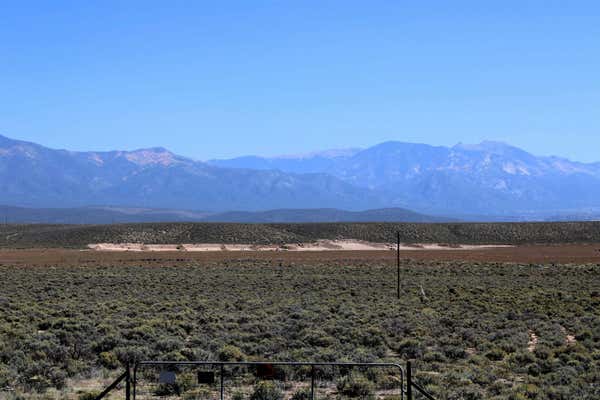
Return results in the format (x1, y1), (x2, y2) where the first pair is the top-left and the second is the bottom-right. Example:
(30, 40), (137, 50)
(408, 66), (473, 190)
(87, 239), (513, 252)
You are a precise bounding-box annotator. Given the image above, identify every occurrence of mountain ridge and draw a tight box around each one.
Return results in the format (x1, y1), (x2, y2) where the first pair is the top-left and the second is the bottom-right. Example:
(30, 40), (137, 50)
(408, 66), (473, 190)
(0, 205), (449, 224)
(0, 134), (384, 211)
(3, 134), (600, 217)
(210, 140), (600, 215)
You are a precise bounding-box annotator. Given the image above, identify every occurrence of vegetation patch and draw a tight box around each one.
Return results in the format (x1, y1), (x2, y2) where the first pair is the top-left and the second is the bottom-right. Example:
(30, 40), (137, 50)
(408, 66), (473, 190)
(4, 221), (600, 248)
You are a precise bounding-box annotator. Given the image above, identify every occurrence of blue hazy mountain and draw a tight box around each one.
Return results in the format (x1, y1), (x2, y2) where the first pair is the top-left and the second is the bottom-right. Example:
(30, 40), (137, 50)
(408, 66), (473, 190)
(0, 134), (383, 212)
(210, 141), (600, 216)
(201, 207), (451, 223)
(209, 148), (361, 174)
(3, 133), (600, 217)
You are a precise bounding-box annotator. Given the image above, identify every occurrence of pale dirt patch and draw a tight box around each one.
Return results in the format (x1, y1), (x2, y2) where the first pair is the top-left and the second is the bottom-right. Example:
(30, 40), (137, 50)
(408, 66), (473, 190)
(88, 240), (513, 252)
(63, 375), (123, 399)
(560, 326), (577, 346)
(528, 330), (538, 352)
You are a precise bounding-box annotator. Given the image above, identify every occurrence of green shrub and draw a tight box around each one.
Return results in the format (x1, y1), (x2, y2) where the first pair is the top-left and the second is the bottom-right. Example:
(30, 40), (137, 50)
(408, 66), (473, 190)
(423, 351), (446, 363)
(336, 372), (374, 398)
(232, 390), (246, 400)
(575, 330), (592, 341)
(485, 348), (506, 361)
(290, 388), (310, 400)
(510, 351), (536, 368)
(183, 387), (214, 400)
(533, 347), (551, 361)
(78, 391), (102, 400)
(155, 383), (177, 396)
(250, 381), (283, 400)
(153, 372), (196, 396)
(99, 351), (120, 369)
(177, 372), (197, 394)
(375, 374), (400, 390)
(443, 345), (467, 360)
(451, 385), (485, 400)
(511, 383), (541, 399)
(396, 339), (423, 359)
(218, 345), (245, 361)
(0, 364), (13, 388)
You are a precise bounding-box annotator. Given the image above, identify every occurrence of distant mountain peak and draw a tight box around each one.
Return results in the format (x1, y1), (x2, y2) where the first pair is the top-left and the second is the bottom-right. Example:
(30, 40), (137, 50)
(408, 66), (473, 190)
(375, 140), (437, 148)
(0, 134), (183, 166)
(0, 134), (32, 147)
(453, 140), (518, 153)
(273, 147), (362, 160)
(122, 147), (181, 166)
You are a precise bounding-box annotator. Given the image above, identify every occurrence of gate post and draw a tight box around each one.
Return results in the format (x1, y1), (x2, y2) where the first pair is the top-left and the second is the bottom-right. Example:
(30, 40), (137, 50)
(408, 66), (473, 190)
(132, 363), (137, 400)
(125, 363), (131, 400)
(310, 365), (315, 400)
(397, 231), (400, 299)
(406, 361), (412, 400)
(220, 364), (225, 400)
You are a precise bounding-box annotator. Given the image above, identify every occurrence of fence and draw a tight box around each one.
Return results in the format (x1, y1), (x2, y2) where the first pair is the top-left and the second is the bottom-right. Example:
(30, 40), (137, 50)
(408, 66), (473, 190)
(95, 360), (436, 400)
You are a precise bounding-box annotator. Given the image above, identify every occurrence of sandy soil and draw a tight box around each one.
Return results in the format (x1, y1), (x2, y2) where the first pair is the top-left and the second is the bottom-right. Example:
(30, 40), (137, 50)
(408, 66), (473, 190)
(560, 326), (578, 346)
(87, 240), (513, 252)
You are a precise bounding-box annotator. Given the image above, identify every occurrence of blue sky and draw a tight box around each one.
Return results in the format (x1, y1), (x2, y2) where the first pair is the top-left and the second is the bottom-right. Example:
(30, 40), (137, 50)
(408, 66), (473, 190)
(1, 1), (599, 161)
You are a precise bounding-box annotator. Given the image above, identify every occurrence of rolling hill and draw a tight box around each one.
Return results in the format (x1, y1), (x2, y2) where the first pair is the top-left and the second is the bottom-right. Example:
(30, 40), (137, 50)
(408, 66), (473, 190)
(0, 205), (448, 224)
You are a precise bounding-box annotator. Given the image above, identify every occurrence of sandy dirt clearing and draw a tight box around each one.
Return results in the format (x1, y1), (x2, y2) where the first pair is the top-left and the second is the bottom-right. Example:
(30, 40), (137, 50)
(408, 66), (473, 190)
(528, 330), (539, 352)
(87, 239), (514, 252)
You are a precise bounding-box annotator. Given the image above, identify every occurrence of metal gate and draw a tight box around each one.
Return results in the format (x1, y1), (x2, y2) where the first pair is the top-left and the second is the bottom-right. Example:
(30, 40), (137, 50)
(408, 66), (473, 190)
(132, 361), (405, 400)
(94, 360), (440, 400)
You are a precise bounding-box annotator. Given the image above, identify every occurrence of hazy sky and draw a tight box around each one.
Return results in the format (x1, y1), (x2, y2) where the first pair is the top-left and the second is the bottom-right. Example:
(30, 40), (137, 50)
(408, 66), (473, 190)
(1, 1), (599, 161)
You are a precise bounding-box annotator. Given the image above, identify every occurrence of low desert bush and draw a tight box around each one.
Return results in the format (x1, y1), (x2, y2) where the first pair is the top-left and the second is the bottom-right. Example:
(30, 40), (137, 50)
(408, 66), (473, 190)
(250, 381), (283, 400)
(336, 372), (374, 399)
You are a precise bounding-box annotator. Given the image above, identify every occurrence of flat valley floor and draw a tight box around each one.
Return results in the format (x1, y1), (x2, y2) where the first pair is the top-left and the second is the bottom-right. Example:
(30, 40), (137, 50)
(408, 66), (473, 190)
(4, 243), (600, 266)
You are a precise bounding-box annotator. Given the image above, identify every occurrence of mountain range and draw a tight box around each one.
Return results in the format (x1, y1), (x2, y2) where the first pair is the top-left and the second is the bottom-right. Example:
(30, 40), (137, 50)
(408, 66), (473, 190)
(0, 134), (379, 211)
(2, 134), (600, 220)
(211, 141), (600, 217)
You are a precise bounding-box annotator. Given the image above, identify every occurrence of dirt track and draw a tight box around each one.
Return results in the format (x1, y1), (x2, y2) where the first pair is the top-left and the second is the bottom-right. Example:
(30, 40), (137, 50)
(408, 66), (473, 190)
(2, 243), (600, 266)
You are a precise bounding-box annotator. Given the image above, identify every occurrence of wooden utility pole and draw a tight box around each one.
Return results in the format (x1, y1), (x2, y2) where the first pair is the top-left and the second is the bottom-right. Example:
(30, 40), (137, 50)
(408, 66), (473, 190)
(397, 231), (400, 299)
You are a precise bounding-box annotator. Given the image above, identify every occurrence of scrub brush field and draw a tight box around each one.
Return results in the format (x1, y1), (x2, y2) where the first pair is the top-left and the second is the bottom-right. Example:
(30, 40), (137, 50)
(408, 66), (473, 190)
(1, 251), (599, 399)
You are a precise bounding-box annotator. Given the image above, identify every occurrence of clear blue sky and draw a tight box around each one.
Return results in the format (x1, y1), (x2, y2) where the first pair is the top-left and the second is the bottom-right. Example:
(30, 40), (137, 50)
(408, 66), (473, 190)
(1, 1), (599, 161)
